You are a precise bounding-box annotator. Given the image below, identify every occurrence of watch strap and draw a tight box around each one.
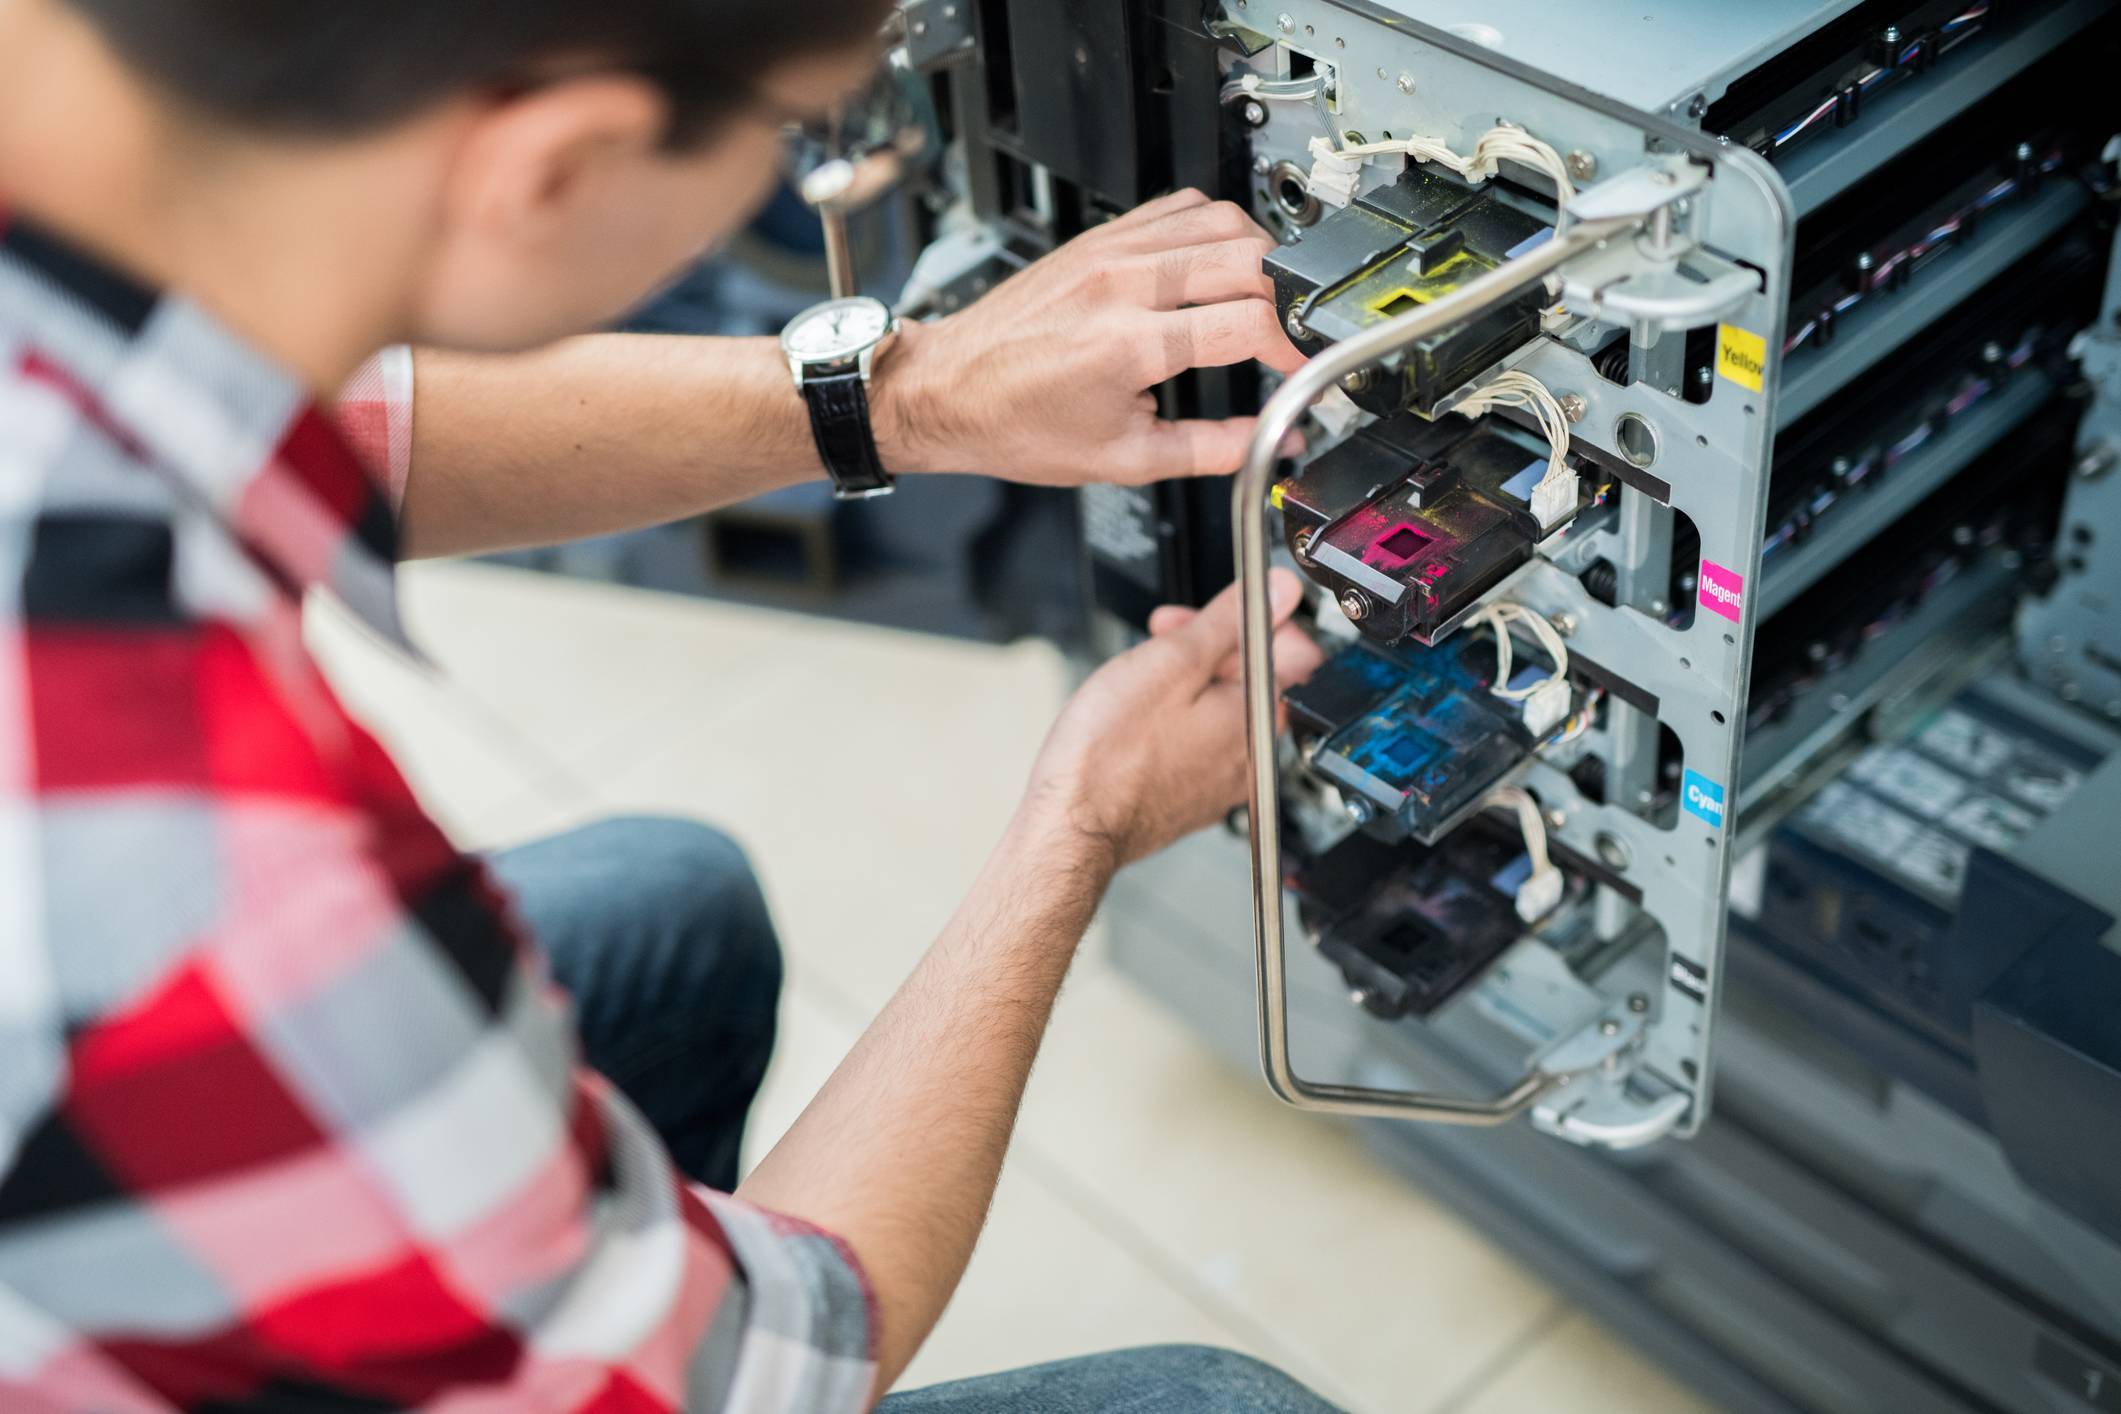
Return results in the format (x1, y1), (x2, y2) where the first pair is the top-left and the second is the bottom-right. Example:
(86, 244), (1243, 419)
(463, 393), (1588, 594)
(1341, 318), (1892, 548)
(801, 368), (893, 499)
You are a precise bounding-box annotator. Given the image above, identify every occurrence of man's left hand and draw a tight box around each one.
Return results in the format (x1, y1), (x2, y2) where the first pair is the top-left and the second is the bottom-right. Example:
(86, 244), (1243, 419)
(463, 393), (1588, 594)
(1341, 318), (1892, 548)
(873, 188), (1305, 486)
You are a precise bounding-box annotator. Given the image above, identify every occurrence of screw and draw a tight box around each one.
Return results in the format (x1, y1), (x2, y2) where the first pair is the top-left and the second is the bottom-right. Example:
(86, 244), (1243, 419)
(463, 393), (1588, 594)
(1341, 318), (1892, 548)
(1685, 92), (1707, 120)
(1565, 149), (1597, 182)
(1981, 340), (2004, 363)
(1600, 1018), (1622, 1036)
(1396, 73), (1415, 94)
(1294, 530), (1317, 564)
(1649, 598), (1669, 616)
(1339, 368), (1374, 393)
(1339, 589), (1370, 621)
(1277, 11), (1294, 32)
(1285, 311), (1307, 340)
(1557, 391), (1588, 423)
(1880, 24), (1902, 45)
(1074, 45), (1088, 65)
(2014, 141), (2035, 164)
(1241, 98), (1268, 127)
(1545, 807), (1568, 830)
(1628, 993), (1650, 1013)
(2077, 443), (2118, 480)
(1349, 988), (1373, 1007)
(1253, 154), (1273, 175)
(1345, 796), (1375, 824)
(1550, 611), (1578, 637)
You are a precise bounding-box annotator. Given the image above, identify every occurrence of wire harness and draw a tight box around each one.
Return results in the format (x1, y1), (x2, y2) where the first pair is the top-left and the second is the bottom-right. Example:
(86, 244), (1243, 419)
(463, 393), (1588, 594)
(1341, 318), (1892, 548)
(1451, 369), (1579, 531)
(1306, 122), (1578, 221)
(1466, 600), (1570, 702)
(1481, 785), (1564, 923)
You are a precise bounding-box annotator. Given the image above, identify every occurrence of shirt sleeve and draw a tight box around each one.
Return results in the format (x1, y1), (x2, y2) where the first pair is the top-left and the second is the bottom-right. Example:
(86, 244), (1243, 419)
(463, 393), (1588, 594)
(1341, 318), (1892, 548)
(0, 634), (876, 1411)
(681, 1187), (879, 1412)
(334, 345), (415, 509)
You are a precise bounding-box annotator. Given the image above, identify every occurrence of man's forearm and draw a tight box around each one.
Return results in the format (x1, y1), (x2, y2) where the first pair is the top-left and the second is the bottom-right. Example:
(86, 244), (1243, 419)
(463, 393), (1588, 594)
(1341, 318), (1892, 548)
(736, 799), (1114, 1398)
(394, 194), (1306, 558)
(400, 334), (909, 558)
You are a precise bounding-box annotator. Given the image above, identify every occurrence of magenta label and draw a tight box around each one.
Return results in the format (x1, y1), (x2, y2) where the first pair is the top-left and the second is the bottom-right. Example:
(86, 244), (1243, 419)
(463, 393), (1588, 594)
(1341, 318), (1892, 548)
(1699, 560), (1745, 623)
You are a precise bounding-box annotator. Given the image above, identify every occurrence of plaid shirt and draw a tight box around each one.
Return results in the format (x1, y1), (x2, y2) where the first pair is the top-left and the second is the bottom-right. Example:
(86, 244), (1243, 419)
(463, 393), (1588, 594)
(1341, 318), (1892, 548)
(0, 208), (875, 1412)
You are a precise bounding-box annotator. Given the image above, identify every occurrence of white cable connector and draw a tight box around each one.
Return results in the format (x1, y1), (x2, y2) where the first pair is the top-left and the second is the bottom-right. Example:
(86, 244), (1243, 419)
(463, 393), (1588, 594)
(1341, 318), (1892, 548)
(1519, 676), (1574, 737)
(1467, 600), (1571, 704)
(1526, 473), (1579, 534)
(1305, 121), (1577, 227)
(1453, 369), (1578, 531)
(1482, 785), (1564, 923)
(1305, 136), (1367, 208)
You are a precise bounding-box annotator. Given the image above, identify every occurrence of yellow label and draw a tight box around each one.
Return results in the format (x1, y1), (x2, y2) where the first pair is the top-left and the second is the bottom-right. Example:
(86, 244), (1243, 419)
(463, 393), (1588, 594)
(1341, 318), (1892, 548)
(1269, 483), (1286, 510)
(1715, 323), (1768, 392)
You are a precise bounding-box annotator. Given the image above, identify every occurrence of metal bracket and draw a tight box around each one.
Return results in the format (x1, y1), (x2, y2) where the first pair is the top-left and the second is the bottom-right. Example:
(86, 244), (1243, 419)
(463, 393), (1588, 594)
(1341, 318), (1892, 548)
(897, 0), (976, 70)
(1551, 161), (1757, 332)
(1236, 208), (1648, 1127)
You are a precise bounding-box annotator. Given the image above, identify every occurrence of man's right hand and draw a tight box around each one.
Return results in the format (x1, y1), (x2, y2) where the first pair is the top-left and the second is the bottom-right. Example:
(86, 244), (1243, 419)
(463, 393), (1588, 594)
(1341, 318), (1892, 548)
(1026, 569), (1325, 870)
(874, 189), (1307, 487)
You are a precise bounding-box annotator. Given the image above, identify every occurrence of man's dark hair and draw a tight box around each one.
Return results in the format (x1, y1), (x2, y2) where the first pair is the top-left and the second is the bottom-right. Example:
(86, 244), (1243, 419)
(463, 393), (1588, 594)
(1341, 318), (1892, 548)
(63, 0), (885, 143)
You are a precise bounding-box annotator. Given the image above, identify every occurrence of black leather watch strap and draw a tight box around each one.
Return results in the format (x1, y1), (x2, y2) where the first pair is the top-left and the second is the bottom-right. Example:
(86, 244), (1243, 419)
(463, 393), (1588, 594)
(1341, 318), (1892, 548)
(801, 368), (894, 499)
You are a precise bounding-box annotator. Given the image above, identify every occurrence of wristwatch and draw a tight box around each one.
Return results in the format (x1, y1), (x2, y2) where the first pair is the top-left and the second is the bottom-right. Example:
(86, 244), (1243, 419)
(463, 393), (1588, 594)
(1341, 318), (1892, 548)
(781, 295), (900, 500)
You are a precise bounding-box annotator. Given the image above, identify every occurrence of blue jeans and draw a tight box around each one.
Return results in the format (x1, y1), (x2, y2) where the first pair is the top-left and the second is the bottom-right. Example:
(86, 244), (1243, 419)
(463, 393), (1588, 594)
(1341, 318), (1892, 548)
(494, 818), (1341, 1413)
(491, 816), (781, 1192)
(880, 1347), (1341, 1412)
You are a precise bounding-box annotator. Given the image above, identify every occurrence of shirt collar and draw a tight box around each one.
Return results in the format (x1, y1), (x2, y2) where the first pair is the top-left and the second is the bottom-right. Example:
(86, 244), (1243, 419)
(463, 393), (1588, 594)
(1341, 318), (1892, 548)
(0, 204), (416, 654)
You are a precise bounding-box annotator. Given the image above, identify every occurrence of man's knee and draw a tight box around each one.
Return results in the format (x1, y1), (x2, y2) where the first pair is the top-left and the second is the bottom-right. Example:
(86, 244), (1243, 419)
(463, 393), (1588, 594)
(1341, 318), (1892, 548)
(517, 814), (783, 1024)
(1123, 1346), (1336, 1411)
(880, 1345), (1337, 1413)
(599, 814), (780, 993)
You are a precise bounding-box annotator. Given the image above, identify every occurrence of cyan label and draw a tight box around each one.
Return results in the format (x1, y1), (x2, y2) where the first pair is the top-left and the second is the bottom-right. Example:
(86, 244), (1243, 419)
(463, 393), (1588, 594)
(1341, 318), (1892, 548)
(1682, 770), (1727, 829)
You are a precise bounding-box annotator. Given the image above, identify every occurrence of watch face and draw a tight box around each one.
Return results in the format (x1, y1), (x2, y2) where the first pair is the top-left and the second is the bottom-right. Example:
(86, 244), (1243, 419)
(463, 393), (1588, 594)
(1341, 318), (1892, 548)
(783, 297), (893, 365)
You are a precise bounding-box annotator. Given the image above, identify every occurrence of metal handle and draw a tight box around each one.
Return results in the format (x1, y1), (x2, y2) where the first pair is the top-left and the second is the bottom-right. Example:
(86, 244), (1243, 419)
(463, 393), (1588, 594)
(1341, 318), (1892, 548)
(1234, 214), (1639, 1124)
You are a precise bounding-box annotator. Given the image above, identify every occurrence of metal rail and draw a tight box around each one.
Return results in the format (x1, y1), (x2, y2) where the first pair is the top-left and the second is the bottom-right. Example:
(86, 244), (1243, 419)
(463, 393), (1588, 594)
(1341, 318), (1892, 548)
(1234, 213), (1640, 1123)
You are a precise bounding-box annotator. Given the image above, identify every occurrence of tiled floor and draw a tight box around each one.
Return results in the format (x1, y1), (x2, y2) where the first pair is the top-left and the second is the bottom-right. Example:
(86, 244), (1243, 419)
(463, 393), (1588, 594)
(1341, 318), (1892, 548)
(308, 560), (1720, 1414)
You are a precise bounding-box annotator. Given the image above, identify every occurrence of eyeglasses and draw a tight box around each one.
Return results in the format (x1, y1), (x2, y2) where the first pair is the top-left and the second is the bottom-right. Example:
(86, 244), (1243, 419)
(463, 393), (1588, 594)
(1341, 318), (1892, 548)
(780, 50), (940, 217)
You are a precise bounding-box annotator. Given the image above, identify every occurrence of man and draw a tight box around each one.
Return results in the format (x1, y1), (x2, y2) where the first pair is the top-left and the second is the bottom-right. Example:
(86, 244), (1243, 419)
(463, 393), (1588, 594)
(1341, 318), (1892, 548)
(0, 0), (1338, 1410)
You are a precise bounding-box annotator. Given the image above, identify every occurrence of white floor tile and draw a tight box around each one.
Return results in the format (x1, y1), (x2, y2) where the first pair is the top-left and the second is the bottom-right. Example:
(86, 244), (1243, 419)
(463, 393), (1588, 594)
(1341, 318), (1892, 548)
(892, 1162), (1271, 1398)
(736, 980), (1280, 1399)
(580, 630), (1072, 1014)
(1015, 964), (1556, 1414)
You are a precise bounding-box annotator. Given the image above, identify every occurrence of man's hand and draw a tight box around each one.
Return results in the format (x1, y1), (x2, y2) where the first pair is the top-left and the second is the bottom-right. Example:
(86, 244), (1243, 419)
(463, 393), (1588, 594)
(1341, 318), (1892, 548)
(1027, 569), (1325, 869)
(876, 189), (1305, 486)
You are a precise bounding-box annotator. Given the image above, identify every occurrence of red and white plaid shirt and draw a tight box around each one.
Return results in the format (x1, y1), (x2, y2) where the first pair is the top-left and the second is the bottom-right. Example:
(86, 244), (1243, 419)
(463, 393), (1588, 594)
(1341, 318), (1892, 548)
(0, 207), (875, 1412)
